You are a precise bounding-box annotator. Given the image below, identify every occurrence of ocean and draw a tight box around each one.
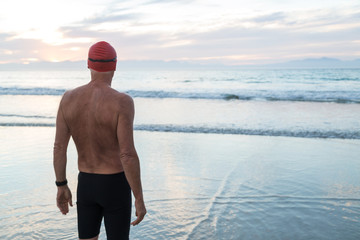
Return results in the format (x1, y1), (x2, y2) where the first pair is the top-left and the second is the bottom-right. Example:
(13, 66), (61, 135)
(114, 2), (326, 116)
(0, 68), (359, 239)
(1, 69), (360, 138)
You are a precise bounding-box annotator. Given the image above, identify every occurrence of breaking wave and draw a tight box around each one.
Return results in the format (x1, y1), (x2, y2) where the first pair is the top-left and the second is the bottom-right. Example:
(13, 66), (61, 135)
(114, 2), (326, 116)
(1, 123), (359, 139)
(1, 87), (359, 103)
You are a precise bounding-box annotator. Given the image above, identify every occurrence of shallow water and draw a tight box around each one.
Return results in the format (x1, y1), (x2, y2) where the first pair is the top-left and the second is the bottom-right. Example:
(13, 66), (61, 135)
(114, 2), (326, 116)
(0, 127), (359, 239)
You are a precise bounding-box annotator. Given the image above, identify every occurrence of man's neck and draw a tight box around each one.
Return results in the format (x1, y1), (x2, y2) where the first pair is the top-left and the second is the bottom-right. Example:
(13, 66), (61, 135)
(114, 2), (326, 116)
(90, 69), (114, 86)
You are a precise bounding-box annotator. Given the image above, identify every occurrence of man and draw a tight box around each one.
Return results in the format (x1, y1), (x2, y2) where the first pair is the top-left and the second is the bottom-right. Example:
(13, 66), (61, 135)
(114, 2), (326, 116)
(53, 41), (146, 240)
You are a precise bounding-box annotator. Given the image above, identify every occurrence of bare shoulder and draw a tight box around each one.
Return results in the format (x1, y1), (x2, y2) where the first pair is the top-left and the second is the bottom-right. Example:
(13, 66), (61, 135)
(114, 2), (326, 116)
(59, 89), (72, 107)
(118, 92), (134, 105)
(110, 89), (133, 104)
(112, 91), (134, 113)
(60, 85), (86, 104)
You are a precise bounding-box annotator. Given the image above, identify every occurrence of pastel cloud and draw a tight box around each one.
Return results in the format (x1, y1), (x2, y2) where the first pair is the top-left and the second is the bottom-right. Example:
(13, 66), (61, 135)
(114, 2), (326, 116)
(0, 0), (359, 64)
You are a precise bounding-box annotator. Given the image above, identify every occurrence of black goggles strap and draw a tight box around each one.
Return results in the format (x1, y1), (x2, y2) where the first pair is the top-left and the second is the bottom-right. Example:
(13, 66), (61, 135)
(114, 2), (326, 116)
(88, 57), (117, 62)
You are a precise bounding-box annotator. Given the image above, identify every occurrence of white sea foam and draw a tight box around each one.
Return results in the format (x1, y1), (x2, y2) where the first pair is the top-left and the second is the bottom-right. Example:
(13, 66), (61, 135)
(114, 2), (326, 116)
(1, 87), (359, 103)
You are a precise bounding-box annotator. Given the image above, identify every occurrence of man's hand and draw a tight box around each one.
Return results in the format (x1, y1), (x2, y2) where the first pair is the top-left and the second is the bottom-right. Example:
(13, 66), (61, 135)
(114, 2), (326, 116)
(131, 198), (146, 226)
(56, 185), (73, 215)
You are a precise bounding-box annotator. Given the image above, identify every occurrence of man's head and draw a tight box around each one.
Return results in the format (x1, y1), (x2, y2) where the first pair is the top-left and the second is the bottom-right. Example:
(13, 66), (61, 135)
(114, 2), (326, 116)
(88, 41), (117, 72)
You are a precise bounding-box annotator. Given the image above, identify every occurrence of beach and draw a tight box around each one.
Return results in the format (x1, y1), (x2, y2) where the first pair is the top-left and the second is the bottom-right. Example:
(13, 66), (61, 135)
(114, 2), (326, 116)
(1, 0), (360, 238)
(0, 69), (360, 239)
(0, 127), (359, 239)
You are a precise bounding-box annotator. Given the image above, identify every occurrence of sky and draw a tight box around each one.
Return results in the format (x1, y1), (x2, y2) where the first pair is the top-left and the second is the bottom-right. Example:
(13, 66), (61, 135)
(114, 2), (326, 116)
(0, 0), (360, 65)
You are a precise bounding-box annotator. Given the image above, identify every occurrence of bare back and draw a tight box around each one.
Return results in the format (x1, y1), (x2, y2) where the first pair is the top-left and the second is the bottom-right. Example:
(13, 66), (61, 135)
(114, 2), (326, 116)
(53, 41), (146, 228)
(60, 81), (132, 173)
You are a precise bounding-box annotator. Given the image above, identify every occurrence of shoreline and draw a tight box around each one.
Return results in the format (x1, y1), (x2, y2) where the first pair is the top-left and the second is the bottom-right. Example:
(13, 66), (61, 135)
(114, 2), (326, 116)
(1, 125), (360, 140)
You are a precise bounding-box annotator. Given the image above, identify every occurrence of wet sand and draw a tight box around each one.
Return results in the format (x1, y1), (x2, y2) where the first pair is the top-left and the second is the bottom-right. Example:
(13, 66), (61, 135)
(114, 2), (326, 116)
(0, 127), (359, 239)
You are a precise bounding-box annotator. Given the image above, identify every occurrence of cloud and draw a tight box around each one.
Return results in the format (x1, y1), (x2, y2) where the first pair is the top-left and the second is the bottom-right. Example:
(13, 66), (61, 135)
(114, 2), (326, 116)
(0, 33), (92, 63)
(51, 4), (360, 64)
(81, 12), (141, 25)
(0, 34), (42, 63)
(1, 1), (360, 65)
(59, 24), (169, 60)
(144, 0), (195, 4)
(252, 12), (286, 23)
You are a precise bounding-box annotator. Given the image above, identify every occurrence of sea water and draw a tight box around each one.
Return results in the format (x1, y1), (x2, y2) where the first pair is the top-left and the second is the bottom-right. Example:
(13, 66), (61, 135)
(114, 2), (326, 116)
(0, 69), (359, 239)
(0, 69), (360, 138)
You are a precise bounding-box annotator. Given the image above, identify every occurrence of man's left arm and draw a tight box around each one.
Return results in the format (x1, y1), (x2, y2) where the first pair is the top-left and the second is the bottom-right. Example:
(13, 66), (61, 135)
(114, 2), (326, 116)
(53, 98), (72, 215)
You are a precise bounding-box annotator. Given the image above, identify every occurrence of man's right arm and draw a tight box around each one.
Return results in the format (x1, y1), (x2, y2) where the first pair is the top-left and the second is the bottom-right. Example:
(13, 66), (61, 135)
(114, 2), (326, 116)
(53, 94), (73, 215)
(117, 95), (146, 226)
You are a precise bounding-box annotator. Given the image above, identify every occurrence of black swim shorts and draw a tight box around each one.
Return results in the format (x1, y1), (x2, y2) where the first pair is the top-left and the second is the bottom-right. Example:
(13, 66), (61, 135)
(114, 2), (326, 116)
(77, 171), (131, 240)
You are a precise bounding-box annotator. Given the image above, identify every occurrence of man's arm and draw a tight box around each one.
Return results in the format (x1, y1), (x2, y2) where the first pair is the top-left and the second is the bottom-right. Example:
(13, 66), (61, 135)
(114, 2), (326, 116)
(117, 95), (146, 226)
(53, 97), (72, 215)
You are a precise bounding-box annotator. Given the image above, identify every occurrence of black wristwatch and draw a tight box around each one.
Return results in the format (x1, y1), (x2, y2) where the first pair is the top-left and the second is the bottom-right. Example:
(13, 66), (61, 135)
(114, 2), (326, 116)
(55, 179), (68, 187)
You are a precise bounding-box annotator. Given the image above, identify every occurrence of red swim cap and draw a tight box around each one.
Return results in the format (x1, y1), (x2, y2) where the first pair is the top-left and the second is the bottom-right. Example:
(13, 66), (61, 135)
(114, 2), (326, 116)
(88, 41), (117, 72)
